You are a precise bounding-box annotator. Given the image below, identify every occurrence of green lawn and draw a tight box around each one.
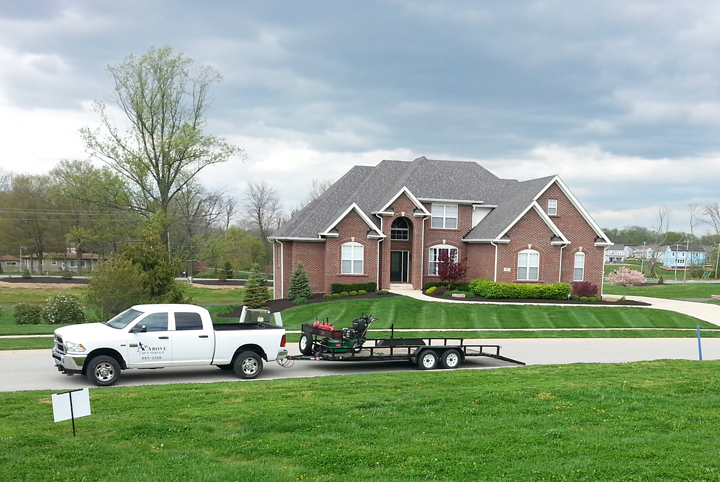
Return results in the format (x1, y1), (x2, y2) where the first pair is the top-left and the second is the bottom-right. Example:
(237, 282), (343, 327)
(2, 361), (719, 481)
(280, 296), (713, 332)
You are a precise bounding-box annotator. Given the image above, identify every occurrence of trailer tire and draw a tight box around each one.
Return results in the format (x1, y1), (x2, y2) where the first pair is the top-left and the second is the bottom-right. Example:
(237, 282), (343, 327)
(441, 349), (462, 369)
(234, 351), (263, 379)
(299, 333), (313, 355)
(417, 350), (438, 370)
(87, 355), (121, 386)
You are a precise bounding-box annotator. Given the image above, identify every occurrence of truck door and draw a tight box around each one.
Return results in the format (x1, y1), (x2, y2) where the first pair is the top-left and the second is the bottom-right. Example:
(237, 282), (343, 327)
(126, 312), (172, 367)
(170, 311), (215, 365)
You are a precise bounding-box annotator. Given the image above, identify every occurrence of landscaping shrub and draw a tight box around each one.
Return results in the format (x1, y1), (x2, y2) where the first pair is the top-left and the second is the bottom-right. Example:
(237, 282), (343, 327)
(323, 293), (334, 300)
(61, 269), (74, 280)
(376, 290), (390, 295)
(339, 291), (349, 297)
(218, 270), (228, 281)
(292, 297), (307, 304)
(243, 265), (269, 308)
(426, 286), (437, 294)
(658, 275), (664, 284)
(572, 281), (598, 298)
(366, 282), (377, 292)
(349, 291), (358, 296)
(424, 281), (470, 291)
(44, 294), (87, 325)
(433, 287), (448, 297)
(469, 279), (571, 299)
(21, 268), (31, 279)
(216, 305), (236, 315)
(13, 304), (44, 325)
(331, 282), (376, 293)
(358, 290), (367, 295)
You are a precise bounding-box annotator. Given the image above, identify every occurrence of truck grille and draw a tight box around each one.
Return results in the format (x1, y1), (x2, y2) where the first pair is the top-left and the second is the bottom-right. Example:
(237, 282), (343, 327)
(54, 334), (66, 355)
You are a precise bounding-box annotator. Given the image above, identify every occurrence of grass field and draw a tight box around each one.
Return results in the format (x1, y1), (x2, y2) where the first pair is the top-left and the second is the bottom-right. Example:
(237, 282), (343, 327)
(602, 282), (720, 299)
(1, 360), (718, 481)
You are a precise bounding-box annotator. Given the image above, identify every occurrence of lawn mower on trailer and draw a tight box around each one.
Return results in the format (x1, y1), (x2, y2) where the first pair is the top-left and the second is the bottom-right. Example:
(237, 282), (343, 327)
(298, 315), (375, 356)
(290, 314), (525, 369)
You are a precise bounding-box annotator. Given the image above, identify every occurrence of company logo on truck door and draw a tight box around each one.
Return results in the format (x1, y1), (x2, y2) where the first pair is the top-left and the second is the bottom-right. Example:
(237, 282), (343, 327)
(137, 341), (167, 360)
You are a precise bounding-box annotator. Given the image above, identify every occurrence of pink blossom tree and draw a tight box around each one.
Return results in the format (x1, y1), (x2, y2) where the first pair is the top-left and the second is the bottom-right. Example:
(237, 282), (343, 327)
(607, 266), (645, 299)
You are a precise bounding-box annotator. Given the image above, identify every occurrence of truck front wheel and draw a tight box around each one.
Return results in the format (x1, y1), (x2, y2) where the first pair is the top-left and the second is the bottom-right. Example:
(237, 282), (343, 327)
(87, 355), (121, 386)
(234, 351), (263, 379)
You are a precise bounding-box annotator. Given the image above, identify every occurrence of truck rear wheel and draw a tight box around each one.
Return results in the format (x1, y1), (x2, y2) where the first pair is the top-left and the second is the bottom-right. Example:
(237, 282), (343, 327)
(299, 333), (313, 355)
(234, 351), (263, 379)
(417, 350), (438, 370)
(87, 355), (121, 386)
(441, 349), (461, 369)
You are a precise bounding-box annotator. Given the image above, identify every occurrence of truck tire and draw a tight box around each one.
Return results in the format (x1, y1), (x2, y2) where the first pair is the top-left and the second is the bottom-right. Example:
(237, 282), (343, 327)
(87, 355), (121, 386)
(441, 349), (462, 369)
(299, 333), (313, 355)
(417, 350), (438, 370)
(234, 351), (263, 379)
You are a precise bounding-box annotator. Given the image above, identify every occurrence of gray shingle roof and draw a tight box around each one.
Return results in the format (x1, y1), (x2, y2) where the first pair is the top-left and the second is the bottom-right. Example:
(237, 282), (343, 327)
(271, 157), (561, 241)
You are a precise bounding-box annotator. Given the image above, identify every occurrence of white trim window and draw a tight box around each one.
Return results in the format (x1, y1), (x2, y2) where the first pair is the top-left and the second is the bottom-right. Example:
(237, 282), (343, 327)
(431, 204), (458, 229)
(341, 242), (364, 274)
(517, 249), (539, 281)
(391, 217), (410, 240)
(548, 199), (558, 216)
(573, 252), (585, 281)
(428, 245), (458, 276)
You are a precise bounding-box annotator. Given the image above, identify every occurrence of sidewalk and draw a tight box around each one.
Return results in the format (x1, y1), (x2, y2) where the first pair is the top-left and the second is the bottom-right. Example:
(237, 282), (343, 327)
(387, 287), (720, 327)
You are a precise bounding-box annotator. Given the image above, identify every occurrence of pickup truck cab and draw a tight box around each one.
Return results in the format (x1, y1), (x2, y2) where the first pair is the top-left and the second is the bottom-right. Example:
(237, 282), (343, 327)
(52, 304), (287, 386)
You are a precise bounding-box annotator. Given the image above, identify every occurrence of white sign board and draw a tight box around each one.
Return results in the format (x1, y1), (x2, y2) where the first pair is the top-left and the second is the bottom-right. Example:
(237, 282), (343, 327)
(52, 388), (91, 422)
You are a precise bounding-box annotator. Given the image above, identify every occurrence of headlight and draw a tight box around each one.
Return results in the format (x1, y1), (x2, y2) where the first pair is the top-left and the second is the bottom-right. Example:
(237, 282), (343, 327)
(65, 341), (86, 353)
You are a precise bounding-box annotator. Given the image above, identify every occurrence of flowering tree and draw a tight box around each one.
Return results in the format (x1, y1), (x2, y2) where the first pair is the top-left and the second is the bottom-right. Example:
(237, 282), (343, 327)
(607, 266), (645, 298)
(437, 250), (467, 288)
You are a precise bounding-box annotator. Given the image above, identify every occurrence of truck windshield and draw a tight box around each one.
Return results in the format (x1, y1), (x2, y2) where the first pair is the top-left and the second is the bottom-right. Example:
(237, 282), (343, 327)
(105, 309), (144, 329)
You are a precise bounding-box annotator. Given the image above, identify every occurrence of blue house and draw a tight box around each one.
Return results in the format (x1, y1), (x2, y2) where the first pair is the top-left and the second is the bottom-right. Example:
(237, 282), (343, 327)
(663, 245), (709, 268)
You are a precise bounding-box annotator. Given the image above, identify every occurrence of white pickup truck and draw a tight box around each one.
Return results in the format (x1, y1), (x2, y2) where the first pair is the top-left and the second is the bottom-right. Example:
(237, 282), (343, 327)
(52, 304), (288, 386)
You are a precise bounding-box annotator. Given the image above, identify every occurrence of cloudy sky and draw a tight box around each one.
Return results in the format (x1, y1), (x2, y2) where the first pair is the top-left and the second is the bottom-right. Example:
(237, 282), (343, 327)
(1, 0), (719, 233)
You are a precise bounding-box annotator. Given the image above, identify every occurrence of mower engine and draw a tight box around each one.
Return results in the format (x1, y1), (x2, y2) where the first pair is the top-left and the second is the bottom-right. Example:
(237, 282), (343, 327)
(321, 315), (375, 353)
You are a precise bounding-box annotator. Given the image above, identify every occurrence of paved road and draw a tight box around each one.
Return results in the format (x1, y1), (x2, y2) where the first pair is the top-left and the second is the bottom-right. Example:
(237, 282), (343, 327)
(2, 337), (717, 392)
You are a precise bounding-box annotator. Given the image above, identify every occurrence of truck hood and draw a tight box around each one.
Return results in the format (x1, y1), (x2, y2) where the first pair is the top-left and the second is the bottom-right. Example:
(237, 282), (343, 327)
(54, 322), (119, 342)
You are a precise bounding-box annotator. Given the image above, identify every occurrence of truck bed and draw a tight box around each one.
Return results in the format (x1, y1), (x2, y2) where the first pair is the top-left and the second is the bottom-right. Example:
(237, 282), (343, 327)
(213, 322), (283, 331)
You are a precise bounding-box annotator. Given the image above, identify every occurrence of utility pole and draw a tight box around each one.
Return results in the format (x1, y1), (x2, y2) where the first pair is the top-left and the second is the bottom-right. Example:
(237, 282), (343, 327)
(683, 239), (689, 285)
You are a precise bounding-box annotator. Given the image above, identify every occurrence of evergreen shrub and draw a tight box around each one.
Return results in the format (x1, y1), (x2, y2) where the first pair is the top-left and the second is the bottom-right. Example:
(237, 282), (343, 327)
(13, 304), (44, 325)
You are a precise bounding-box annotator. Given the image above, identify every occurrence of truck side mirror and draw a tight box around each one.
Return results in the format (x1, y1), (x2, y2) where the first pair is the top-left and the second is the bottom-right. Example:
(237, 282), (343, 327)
(130, 325), (147, 334)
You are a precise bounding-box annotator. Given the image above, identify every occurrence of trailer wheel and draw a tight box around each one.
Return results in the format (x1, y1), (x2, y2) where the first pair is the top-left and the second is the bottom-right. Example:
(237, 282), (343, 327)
(299, 333), (313, 355)
(87, 355), (121, 386)
(441, 349), (462, 369)
(417, 350), (438, 370)
(233, 351), (263, 379)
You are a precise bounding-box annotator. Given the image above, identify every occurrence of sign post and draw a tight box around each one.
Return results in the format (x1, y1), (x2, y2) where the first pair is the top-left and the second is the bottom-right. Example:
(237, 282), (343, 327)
(52, 388), (91, 436)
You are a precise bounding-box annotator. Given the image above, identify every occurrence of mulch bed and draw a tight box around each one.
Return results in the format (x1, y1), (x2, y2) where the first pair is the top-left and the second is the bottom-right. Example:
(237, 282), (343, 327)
(0, 276), (89, 284)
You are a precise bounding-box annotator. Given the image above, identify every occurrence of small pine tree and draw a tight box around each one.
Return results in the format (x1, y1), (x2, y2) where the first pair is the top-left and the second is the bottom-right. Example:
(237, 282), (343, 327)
(243, 265), (269, 308)
(287, 262), (312, 301)
(224, 261), (234, 279)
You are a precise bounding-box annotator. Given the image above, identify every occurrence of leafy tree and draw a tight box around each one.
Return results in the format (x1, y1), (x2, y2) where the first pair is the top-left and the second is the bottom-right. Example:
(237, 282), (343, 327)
(86, 217), (185, 317)
(437, 250), (467, 288)
(80, 46), (242, 232)
(287, 262), (312, 301)
(607, 266), (645, 299)
(242, 265), (269, 309)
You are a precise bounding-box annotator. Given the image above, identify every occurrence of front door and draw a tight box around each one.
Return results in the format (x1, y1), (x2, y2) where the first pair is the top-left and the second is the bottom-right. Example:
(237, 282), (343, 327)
(390, 251), (409, 283)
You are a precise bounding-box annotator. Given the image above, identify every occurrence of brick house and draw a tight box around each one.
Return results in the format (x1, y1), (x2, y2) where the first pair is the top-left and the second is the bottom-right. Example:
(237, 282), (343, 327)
(269, 157), (612, 298)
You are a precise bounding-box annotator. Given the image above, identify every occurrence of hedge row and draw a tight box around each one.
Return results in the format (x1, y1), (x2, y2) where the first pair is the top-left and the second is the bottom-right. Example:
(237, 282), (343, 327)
(469, 278), (572, 300)
(331, 282), (377, 294)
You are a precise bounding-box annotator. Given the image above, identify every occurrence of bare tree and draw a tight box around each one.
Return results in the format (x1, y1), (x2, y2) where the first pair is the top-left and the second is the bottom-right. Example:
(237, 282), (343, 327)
(688, 203), (702, 237)
(0, 168), (13, 192)
(702, 203), (720, 236)
(242, 180), (282, 244)
(306, 178), (333, 205)
(652, 206), (672, 245)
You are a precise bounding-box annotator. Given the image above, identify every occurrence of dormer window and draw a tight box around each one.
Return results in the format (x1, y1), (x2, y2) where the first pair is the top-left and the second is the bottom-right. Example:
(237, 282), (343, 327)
(548, 199), (558, 216)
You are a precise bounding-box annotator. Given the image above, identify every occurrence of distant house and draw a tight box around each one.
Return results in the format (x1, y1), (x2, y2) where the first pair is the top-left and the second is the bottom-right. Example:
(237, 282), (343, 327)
(605, 244), (633, 263)
(663, 245), (710, 268)
(0, 255), (21, 272)
(20, 250), (106, 273)
(634, 244), (666, 263)
(270, 157), (612, 297)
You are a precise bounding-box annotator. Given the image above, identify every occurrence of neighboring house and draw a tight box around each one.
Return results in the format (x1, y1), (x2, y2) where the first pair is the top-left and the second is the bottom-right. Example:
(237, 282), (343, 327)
(605, 244), (633, 263)
(663, 245), (710, 268)
(633, 244), (666, 263)
(20, 251), (106, 273)
(0, 255), (21, 273)
(269, 157), (612, 298)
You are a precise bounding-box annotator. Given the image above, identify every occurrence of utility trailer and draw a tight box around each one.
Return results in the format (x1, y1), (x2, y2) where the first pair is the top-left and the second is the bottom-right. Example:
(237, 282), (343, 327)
(290, 315), (524, 370)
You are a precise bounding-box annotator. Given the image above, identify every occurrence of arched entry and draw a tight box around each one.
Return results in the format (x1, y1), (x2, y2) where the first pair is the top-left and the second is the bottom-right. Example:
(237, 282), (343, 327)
(390, 217), (412, 283)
